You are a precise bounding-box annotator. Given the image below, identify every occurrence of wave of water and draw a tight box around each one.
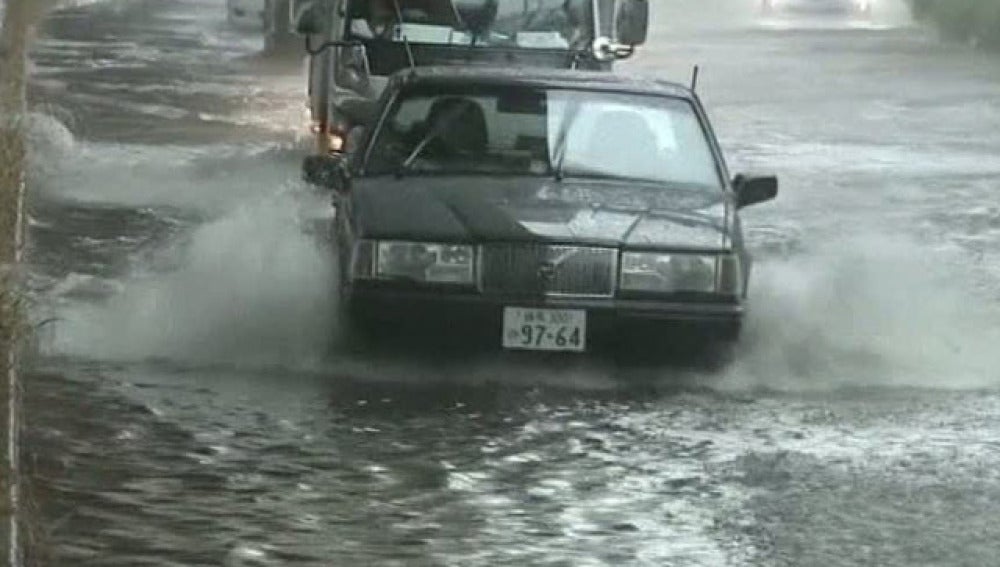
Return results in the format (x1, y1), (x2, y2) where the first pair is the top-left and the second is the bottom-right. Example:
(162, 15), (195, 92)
(28, 107), (1000, 391)
(46, 181), (339, 368)
(26, 0), (1000, 394)
(727, 232), (1000, 391)
(38, 177), (1000, 393)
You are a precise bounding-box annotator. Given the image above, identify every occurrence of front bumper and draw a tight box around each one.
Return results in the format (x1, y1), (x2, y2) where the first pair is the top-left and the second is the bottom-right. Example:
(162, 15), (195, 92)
(344, 286), (744, 351)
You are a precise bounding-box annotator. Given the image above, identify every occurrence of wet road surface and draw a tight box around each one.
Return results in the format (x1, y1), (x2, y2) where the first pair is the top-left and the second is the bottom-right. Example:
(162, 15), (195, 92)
(19, 0), (1000, 565)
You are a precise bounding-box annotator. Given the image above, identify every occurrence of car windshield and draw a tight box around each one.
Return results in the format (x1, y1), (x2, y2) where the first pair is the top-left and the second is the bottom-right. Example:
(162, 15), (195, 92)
(365, 85), (724, 191)
(346, 0), (592, 50)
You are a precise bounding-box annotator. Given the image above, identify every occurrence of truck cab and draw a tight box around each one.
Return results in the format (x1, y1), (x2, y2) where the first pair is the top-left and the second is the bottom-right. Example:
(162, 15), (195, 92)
(288, 0), (649, 162)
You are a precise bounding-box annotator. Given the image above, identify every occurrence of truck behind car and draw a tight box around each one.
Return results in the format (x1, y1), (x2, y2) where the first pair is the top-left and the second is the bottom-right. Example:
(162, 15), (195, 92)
(286, 0), (650, 173)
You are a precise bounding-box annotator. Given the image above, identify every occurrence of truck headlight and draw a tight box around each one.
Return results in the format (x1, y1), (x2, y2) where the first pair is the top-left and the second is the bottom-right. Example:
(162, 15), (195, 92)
(371, 241), (475, 285)
(619, 252), (742, 295)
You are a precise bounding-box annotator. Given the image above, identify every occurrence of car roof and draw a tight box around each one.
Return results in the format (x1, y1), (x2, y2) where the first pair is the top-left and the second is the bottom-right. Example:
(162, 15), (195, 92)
(389, 66), (696, 100)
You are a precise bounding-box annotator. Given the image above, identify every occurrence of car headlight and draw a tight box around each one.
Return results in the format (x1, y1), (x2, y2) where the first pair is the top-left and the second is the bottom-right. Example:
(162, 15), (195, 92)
(369, 241), (475, 285)
(619, 252), (743, 295)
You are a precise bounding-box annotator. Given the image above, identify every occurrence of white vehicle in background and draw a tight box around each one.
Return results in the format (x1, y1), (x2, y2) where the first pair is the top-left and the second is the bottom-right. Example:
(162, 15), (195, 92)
(760, 0), (872, 18)
(227, 0), (268, 30)
(291, 0), (650, 169)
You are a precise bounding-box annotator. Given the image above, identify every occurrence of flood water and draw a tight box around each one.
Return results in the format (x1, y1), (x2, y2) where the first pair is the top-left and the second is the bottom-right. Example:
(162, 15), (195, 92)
(18, 0), (1000, 565)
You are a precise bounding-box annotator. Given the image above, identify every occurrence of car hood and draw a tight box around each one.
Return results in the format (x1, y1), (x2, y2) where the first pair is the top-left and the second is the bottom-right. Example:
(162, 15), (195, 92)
(352, 176), (732, 250)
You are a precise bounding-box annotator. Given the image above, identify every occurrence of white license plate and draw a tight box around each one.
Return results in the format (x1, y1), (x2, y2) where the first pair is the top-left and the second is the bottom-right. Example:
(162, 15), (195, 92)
(502, 307), (587, 352)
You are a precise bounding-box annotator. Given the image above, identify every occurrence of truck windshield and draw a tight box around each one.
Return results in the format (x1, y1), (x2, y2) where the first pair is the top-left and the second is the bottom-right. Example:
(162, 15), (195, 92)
(365, 86), (724, 191)
(347, 0), (593, 50)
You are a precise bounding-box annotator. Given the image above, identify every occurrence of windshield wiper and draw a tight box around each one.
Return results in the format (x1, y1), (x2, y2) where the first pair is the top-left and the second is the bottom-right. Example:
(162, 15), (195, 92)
(397, 100), (475, 177)
(550, 99), (581, 181)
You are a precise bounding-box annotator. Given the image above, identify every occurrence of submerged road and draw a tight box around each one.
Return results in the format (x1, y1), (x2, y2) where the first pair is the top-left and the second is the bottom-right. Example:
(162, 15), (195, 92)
(19, 0), (1000, 564)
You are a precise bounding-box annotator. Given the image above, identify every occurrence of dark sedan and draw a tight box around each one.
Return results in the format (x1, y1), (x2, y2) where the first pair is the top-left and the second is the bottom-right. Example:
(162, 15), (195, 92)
(307, 67), (778, 353)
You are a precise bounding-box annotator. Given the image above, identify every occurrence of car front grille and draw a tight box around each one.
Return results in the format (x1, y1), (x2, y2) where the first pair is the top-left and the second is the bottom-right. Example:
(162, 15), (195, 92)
(480, 244), (617, 298)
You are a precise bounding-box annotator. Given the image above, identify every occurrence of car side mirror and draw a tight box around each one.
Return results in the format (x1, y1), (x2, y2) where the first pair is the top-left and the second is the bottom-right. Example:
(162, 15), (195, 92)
(303, 154), (348, 191)
(616, 0), (649, 46)
(293, 0), (330, 36)
(733, 174), (778, 209)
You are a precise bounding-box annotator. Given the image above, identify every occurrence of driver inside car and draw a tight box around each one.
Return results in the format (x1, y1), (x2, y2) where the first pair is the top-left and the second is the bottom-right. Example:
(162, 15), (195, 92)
(350, 0), (462, 39)
(532, 0), (590, 49)
(422, 97), (490, 161)
(349, 0), (397, 39)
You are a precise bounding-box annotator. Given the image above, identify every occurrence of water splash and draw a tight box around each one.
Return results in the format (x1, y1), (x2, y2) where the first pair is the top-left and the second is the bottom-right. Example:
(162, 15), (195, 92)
(48, 183), (338, 367)
(723, 232), (1000, 391)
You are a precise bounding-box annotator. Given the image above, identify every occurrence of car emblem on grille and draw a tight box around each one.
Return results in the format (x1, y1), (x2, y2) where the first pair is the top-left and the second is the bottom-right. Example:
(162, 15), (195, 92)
(537, 261), (557, 282)
(537, 248), (579, 283)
